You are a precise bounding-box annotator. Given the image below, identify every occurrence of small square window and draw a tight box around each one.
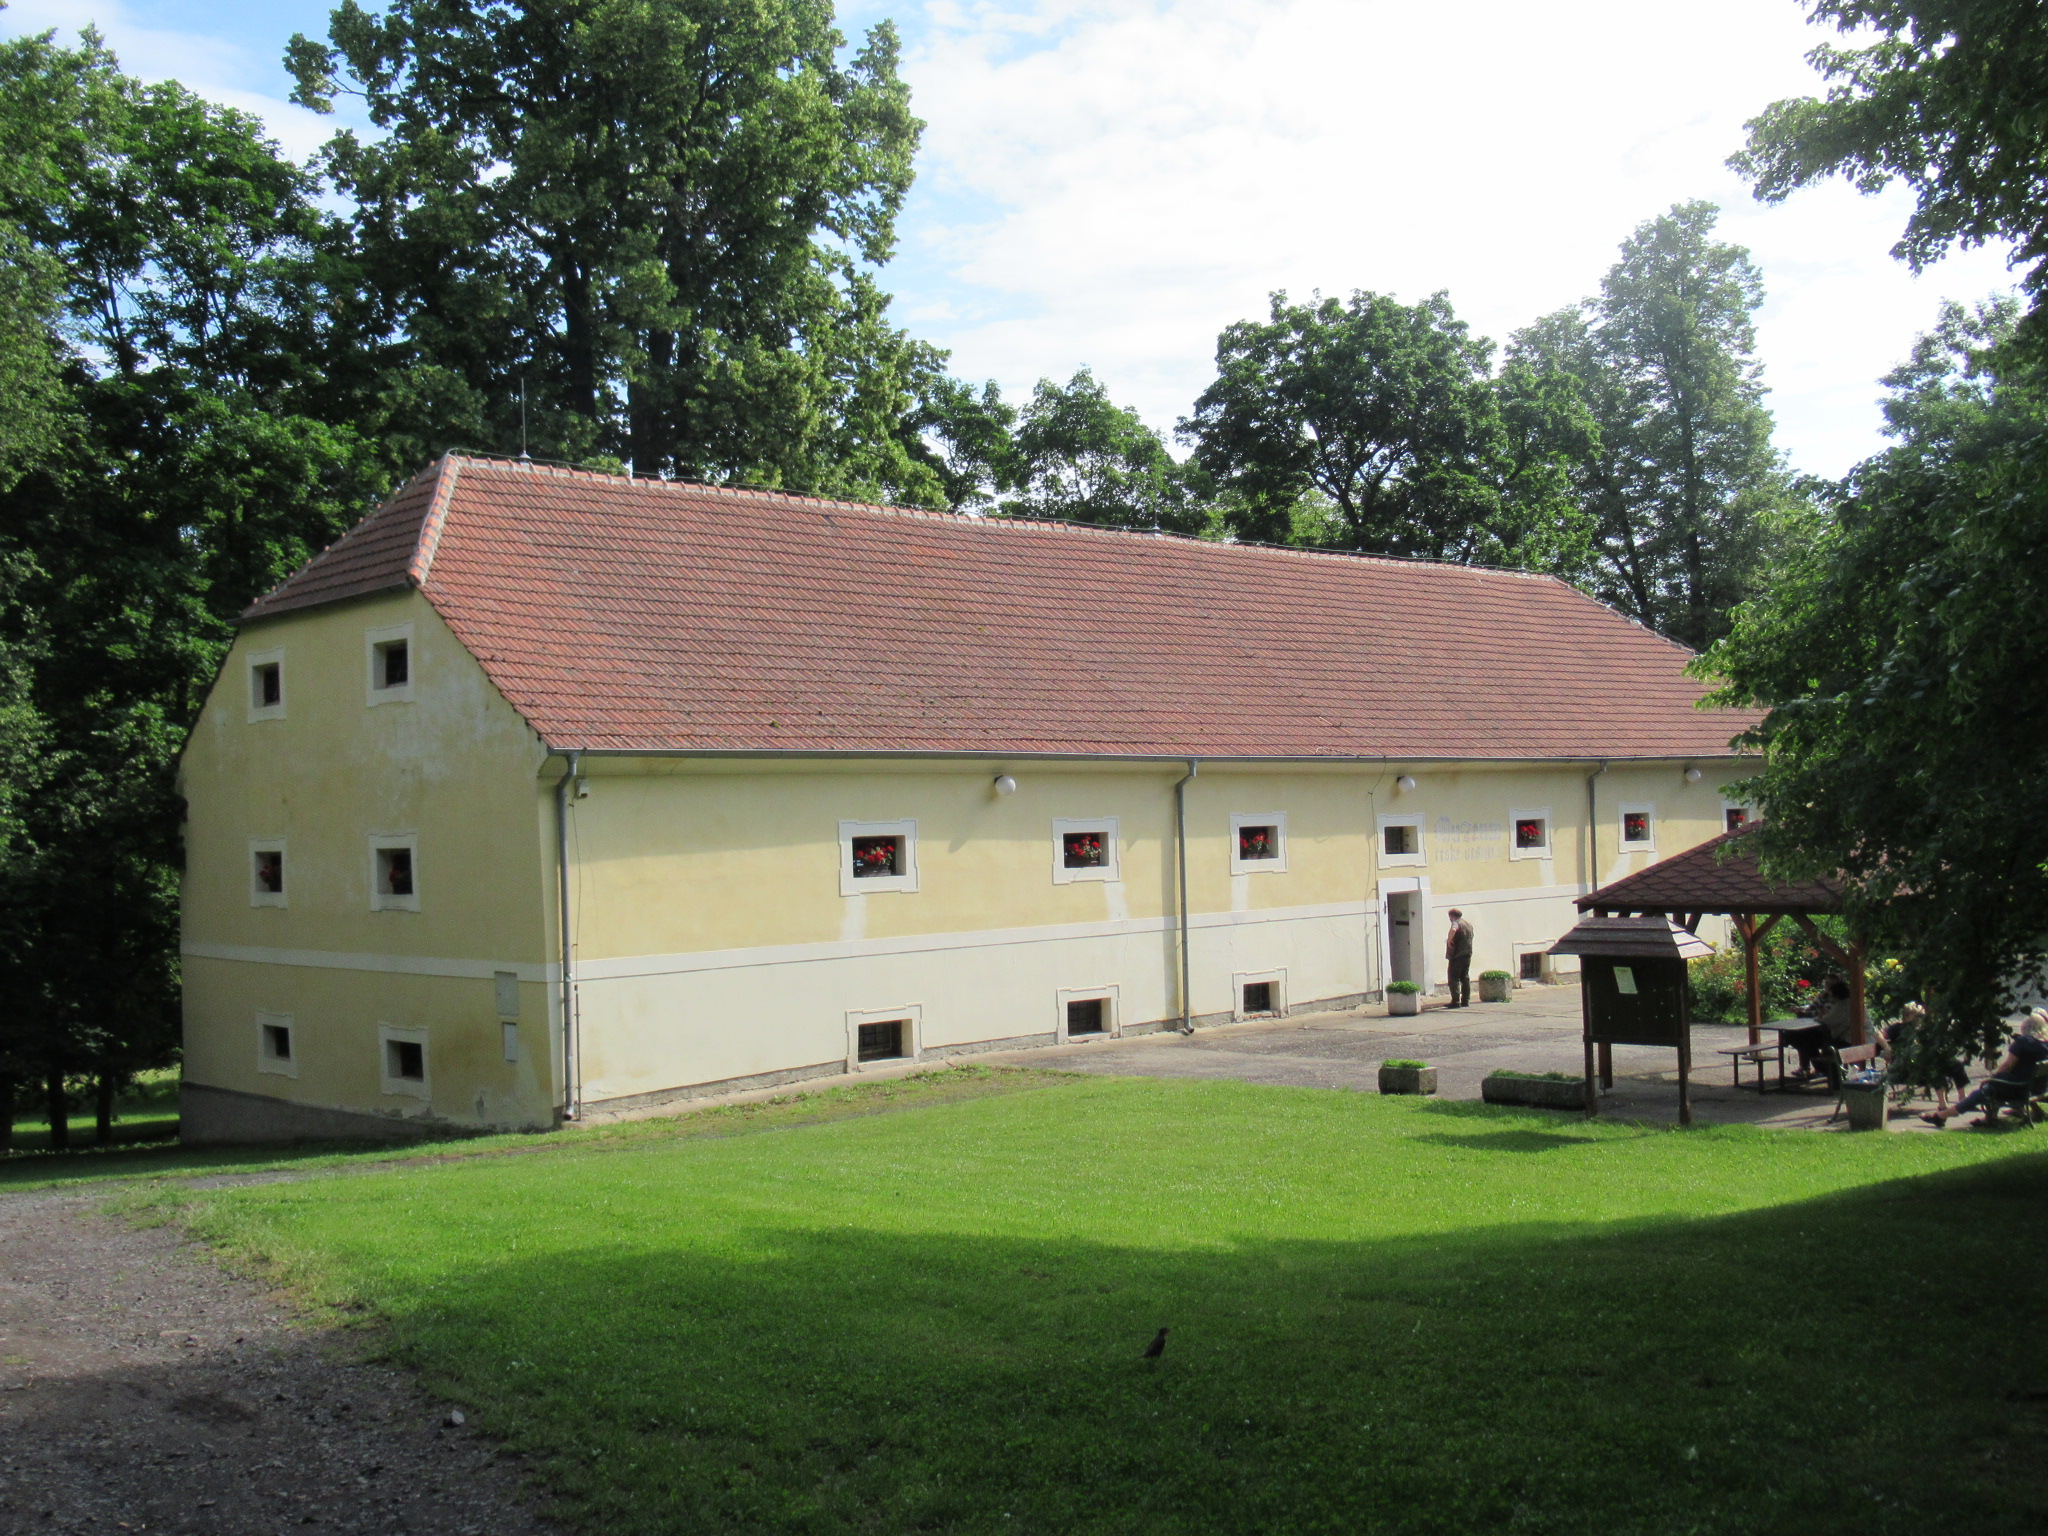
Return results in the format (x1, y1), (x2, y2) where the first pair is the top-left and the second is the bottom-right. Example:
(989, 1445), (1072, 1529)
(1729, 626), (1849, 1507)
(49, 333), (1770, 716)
(387, 1037), (425, 1081)
(370, 835), (420, 910)
(851, 835), (901, 879)
(1063, 830), (1106, 869)
(1725, 805), (1750, 832)
(1519, 952), (1544, 982)
(856, 1019), (905, 1062)
(1621, 806), (1654, 847)
(253, 662), (281, 709)
(256, 1012), (296, 1077)
(1066, 998), (1107, 1036)
(1230, 813), (1288, 873)
(1383, 823), (1416, 857)
(1242, 981), (1275, 1015)
(1509, 809), (1552, 860)
(1238, 825), (1279, 861)
(839, 820), (918, 895)
(365, 624), (415, 705)
(1052, 818), (1120, 884)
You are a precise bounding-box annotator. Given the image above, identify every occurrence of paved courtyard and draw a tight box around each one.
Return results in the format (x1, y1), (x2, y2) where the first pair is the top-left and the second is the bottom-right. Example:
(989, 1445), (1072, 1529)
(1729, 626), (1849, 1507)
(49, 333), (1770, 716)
(983, 982), (1935, 1131)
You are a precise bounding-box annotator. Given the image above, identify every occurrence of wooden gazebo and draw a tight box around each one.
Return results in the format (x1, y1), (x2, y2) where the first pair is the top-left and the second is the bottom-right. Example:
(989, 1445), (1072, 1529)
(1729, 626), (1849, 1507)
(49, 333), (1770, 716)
(1576, 820), (1857, 1046)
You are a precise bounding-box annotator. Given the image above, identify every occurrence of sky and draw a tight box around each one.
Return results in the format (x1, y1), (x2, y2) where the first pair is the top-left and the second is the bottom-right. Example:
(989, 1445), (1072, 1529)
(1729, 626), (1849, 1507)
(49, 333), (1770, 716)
(1, 0), (2023, 478)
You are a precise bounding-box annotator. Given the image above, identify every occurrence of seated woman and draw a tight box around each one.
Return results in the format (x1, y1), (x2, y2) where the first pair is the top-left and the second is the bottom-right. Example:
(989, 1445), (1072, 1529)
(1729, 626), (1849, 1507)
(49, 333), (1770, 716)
(1784, 976), (1855, 1081)
(1882, 1001), (1968, 1112)
(1921, 1013), (2048, 1128)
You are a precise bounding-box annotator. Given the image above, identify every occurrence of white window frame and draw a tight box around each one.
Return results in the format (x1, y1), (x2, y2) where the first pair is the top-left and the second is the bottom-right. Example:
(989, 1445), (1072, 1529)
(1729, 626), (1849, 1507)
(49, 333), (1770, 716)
(844, 1005), (922, 1072)
(248, 837), (287, 908)
(368, 832), (421, 912)
(246, 646), (286, 722)
(1618, 801), (1657, 853)
(1376, 812), (1426, 868)
(255, 1012), (297, 1078)
(1721, 798), (1753, 833)
(1051, 817), (1120, 884)
(378, 1024), (430, 1098)
(1234, 968), (1288, 1020)
(1057, 985), (1120, 1042)
(838, 818), (918, 896)
(1508, 806), (1553, 861)
(1229, 811), (1288, 875)
(365, 622), (416, 706)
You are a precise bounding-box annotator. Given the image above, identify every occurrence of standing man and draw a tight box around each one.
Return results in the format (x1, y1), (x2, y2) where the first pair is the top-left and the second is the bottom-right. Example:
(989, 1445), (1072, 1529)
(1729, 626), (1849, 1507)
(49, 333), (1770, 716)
(1445, 908), (1474, 1008)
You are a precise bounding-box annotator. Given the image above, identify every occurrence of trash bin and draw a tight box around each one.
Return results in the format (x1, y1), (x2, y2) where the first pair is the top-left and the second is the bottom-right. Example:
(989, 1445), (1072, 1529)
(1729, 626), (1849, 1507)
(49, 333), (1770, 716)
(1842, 1081), (1888, 1132)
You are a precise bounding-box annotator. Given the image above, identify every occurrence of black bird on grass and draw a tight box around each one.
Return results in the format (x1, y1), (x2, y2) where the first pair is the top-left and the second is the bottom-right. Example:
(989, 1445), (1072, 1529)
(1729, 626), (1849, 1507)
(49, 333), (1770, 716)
(1141, 1327), (1169, 1359)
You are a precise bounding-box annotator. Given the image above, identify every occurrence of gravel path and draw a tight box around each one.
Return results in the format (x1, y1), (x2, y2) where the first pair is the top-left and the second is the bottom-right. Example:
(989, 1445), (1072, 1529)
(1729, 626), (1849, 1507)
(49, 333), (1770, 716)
(0, 1188), (559, 1536)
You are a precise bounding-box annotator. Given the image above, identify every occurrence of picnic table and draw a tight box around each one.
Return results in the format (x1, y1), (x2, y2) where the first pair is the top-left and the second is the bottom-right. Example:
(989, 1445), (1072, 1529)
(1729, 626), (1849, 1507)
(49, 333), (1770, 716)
(1714, 1020), (1808, 1092)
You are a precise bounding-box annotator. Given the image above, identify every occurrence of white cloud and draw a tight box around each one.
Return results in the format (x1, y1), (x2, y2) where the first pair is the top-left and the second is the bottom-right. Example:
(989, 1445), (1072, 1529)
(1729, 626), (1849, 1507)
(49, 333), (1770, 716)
(882, 0), (2020, 477)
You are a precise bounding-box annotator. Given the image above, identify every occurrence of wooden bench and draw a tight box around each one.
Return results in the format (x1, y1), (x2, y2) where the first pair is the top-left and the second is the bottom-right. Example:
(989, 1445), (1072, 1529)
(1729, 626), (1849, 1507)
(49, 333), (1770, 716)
(1718, 1040), (1784, 1092)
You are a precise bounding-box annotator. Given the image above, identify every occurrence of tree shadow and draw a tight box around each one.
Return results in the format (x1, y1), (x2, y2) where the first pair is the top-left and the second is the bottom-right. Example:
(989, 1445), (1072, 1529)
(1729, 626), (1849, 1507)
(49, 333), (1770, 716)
(1409, 1129), (1603, 1152)
(277, 1151), (2048, 1535)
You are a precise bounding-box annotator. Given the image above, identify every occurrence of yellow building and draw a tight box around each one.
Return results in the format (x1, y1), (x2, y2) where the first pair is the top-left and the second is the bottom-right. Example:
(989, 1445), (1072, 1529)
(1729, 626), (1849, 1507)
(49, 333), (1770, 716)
(178, 455), (1754, 1141)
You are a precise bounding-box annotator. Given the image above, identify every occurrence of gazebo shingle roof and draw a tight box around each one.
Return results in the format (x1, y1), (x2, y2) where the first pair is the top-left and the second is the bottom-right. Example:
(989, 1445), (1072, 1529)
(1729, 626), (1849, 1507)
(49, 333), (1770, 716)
(1577, 821), (1842, 916)
(243, 454), (1761, 760)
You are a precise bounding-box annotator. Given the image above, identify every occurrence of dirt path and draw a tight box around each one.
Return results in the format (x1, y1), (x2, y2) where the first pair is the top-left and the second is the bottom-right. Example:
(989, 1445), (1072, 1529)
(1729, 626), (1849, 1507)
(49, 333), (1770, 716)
(0, 1188), (558, 1536)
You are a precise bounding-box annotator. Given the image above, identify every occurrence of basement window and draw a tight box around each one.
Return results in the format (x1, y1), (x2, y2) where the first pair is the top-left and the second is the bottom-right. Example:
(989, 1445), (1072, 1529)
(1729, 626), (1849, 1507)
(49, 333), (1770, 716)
(1052, 818), (1120, 884)
(1067, 998), (1106, 1036)
(1519, 952), (1544, 982)
(378, 1025), (430, 1098)
(1235, 970), (1286, 1019)
(1510, 809), (1552, 860)
(247, 649), (285, 720)
(256, 1013), (296, 1078)
(845, 1006), (922, 1071)
(249, 841), (286, 907)
(838, 820), (919, 896)
(369, 835), (420, 911)
(1229, 813), (1288, 874)
(856, 1020), (906, 1063)
(1242, 981), (1275, 1015)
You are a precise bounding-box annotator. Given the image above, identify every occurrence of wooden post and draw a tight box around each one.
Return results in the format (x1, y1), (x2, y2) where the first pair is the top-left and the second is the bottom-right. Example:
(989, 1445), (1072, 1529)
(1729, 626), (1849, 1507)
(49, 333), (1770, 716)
(1598, 1042), (1614, 1089)
(1584, 1034), (1598, 1118)
(1737, 913), (1762, 1045)
(1678, 1023), (1693, 1127)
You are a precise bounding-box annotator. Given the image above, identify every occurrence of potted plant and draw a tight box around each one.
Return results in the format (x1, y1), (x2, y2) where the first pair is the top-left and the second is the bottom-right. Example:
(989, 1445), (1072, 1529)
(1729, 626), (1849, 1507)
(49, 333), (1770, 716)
(1378, 1058), (1436, 1095)
(1478, 969), (1513, 1003)
(1385, 980), (1423, 1016)
(1480, 1069), (1586, 1110)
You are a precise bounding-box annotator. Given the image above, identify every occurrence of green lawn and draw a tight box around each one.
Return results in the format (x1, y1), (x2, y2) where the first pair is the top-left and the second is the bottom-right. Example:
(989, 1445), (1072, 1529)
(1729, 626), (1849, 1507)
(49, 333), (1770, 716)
(5, 1068), (181, 1153)
(136, 1070), (2047, 1535)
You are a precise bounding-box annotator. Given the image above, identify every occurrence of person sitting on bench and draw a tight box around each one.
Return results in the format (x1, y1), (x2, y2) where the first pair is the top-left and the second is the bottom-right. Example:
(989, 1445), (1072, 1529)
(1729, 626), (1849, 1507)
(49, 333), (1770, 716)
(1921, 1013), (2048, 1128)
(1882, 1001), (1967, 1113)
(1784, 976), (1856, 1081)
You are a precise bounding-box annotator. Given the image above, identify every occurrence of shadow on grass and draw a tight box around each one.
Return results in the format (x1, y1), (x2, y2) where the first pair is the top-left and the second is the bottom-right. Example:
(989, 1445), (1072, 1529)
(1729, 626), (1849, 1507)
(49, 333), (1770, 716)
(1408, 1128), (1604, 1152)
(268, 1152), (2048, 1536)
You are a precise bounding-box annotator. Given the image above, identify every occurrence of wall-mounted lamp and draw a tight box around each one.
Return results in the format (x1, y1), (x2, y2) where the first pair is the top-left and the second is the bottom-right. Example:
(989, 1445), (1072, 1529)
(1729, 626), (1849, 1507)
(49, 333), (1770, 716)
(1395, 774), (1417, 794)
(993, 774), (1019, 796)
(1684, 767), (1703, 784)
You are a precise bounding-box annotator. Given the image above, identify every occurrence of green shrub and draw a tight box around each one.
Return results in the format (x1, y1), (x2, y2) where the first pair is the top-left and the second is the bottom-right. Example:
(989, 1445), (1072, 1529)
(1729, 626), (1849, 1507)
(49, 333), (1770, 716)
(1380, 1059), (1427, 1070)
(1386, 980), (1423, 995)
(1479, 969), (1512, 981)
(1488, 1069), (1580, 1082)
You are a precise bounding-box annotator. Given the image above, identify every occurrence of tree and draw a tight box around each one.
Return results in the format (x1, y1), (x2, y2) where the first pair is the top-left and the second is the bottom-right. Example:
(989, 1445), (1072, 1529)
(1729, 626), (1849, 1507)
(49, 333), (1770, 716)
(1732, 1), (2048, 337)
(288, 0), (942, 503)
(1699, 298), (2048, 1062)
(995, 370), (1209, 533)
(0, 28), (389, 1138)
(1181, 289), (1594, 570)
(1512, 203), (1801, 648)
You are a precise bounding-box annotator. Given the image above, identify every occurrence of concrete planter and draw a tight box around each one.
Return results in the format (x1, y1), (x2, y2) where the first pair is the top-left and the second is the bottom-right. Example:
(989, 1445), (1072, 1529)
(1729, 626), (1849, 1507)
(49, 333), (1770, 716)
(1378, 1064), (1437, 1096)
(1842, 1085), (1888, 1132)
(1387, 989), (1422, 1017)
(1481, 1073), (1586, 1111)
(1478, 972), (1513, 1003)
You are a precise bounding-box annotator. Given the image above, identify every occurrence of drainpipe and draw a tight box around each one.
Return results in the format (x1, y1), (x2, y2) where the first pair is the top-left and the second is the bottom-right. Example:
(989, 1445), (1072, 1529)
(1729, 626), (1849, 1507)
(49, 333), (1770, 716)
(1584, 760), (1608, 897)
(555, 750), (582, 1122)
(1174, 759), (1200, 1033)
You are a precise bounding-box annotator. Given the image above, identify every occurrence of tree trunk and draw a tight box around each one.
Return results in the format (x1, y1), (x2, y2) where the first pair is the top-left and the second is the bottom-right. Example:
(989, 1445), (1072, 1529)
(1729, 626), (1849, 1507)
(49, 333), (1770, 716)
(0, 1073), (15, 1152)
(46, 1073), (69, 1151)
(95, 1073), (116, 1143)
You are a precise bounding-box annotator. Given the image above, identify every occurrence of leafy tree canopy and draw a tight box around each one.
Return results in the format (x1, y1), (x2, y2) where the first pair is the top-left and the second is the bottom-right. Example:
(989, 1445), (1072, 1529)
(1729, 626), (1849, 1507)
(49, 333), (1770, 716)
(288, 0), (944, 504)
(1700, 297), (2048, 1058)
(1512, 203), (1803, 648)
(1179, 289), (1596, 573)
(1733, 1), (2048, 333)
(996, 370), (1211, 534)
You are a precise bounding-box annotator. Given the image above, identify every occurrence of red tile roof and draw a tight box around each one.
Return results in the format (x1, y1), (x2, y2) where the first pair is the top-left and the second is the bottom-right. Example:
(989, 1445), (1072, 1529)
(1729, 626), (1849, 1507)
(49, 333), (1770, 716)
(243, 454), (1759, 759)
(1578, 822), (1842, 916)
